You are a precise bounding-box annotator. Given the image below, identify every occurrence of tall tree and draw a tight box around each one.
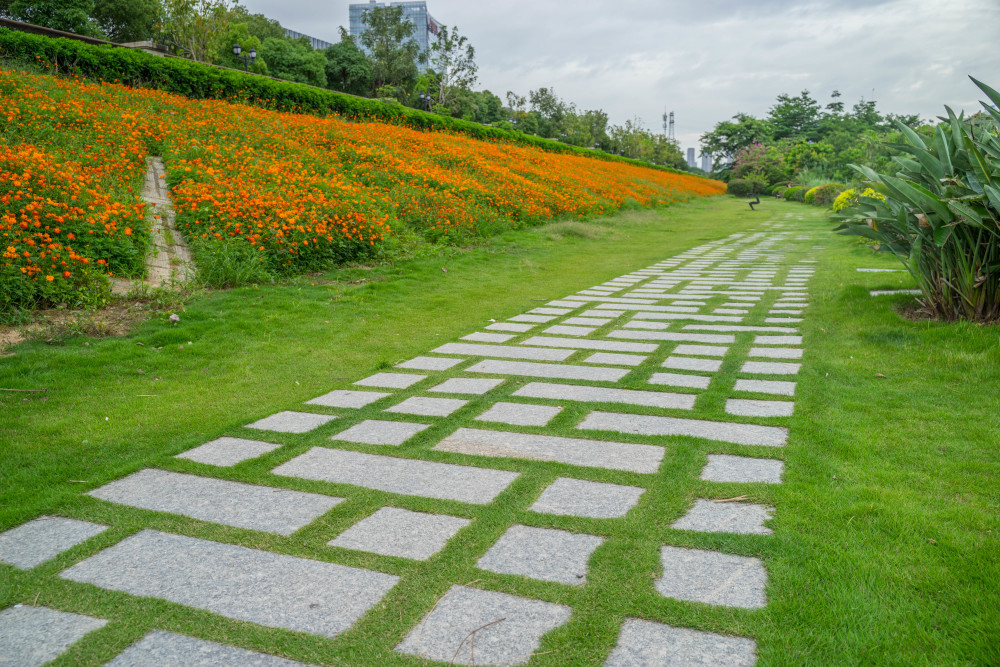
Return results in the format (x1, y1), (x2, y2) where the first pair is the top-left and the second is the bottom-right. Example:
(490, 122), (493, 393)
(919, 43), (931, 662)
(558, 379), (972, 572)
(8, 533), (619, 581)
(768, 90), (821, 141)
(262, 36), (326, 88)
(700, 113), (773, 163)
(357, 5), (420, 96)
(325, 30), (373, 96)
(159, 0), (234, 63)
(6, 0), (101, 37)
(91, 0), (160, 42)
(426, 25), (477, 110)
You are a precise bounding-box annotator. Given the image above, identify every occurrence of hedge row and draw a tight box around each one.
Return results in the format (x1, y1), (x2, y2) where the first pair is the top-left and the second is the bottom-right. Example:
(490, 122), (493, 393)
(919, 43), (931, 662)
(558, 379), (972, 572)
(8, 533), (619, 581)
(0, 27), (693, 177)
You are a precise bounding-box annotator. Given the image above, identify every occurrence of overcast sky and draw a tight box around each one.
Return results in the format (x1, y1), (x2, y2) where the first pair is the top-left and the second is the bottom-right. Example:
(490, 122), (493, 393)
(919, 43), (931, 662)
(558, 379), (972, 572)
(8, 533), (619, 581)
(240, 0), (1000, 154)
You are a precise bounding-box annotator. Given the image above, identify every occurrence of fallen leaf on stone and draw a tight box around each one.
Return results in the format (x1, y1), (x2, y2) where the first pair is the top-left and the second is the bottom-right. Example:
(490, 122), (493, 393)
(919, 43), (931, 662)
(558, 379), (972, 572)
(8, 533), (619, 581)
(712, 495), (749, 503)
(875, 373), (886, 378)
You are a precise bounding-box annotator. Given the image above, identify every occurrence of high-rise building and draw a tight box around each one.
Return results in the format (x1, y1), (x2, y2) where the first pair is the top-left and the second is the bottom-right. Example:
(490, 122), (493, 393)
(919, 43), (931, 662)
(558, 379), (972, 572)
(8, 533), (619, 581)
(349, 1), (440, 72)
(284, 29), (333, 51)
(686, 148), (695, 168)
(701, 154), (713, 173)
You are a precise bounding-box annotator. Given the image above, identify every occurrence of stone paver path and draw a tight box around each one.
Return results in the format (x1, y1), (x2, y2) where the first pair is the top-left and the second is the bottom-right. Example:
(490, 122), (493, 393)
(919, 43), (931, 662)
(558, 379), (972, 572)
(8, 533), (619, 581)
(2, 220), (820, 664)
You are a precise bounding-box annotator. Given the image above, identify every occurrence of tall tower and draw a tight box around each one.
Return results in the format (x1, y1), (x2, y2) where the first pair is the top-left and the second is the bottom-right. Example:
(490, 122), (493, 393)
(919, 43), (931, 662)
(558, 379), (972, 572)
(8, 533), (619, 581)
(686, 148), (695, 168)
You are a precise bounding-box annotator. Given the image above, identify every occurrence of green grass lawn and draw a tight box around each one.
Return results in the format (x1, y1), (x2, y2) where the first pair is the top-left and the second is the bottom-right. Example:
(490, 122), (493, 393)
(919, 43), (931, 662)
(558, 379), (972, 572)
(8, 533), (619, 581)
(1, 197), (997, 665)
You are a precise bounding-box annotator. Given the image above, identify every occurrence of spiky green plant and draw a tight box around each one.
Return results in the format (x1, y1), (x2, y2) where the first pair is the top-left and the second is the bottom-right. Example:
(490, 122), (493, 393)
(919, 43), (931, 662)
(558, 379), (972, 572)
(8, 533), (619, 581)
(835, 77), (1000, 321)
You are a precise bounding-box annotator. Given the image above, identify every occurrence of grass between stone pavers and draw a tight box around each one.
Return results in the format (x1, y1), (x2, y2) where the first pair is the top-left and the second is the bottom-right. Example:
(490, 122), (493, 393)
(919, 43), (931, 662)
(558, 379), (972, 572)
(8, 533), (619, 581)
(1, 198), (997, 665)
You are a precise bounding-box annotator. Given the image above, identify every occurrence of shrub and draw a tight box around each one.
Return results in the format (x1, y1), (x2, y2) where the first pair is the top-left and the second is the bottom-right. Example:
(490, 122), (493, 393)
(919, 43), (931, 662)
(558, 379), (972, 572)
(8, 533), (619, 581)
(771, 185), (788, 196)
(782, 186), (805, 201)
(727, 179), (755, 196)
(803, 186), (821, 204)
(833, 187), (885, 212)
(809, 183), (846, 207)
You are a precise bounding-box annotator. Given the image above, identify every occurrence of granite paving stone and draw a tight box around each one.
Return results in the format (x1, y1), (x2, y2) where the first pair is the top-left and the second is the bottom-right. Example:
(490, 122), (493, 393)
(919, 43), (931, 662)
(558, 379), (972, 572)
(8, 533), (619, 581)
(577, 412), (788, 447)
(529, 478), (644, 518)
(465, 359), (629, 382)
(753, 335), (802, 345)
(662, 356), (723, 372)
(748, 346), (802, 359)
(486, 322), (535, 332)
(726, 398), (794, 417)
(175, 437), (281, 467)
(0, 606), (107, 667)
(530, 307), (573, 315)
(648, 372), (712, 389)
(683, 325), (798, 333)
(434, 428), (664, 473)
(581, 309), (626, 317)
(432, 342), (573, 361)
(306, 390), (390, 409)
(701, 455), (784, 484)
(246, 411), (337, 434)
(765, 317), (803, 324)
(475, 402), (562, 426)
(671, 499), (774, 535)
(513, 381), (695, 410)
(395, 585), (571, 665)
(609, 330), (736, 344)
(462, 332), (514, 343)
(672, 344), (729, 357)
(395, 356), (465, 371)
(353, 372), (427, 389)
(61, 530), (398, 638)
(605, 619), (757, 667)
(107, 630), (307, 666)
(0, 517), (107, 570)
(740, 361), (801, 375)
(564, 317), (612, 326)
(476, 525), (603, 585)
(582, 352), (648, 366)
(508, 314), (556, 323)
(332, 419), (432, 445)
(520, 335), (657, 353)
(329, 508), (470, 560)
(733, 379), (796, 396)
(88, 469), (341, 535)
(870, 289), (921, 296)
(386, 396), (468, 417)
(428, 377), (505, 395)
(656, 546), (767, 609)
(543, 325), (597, 336)
(273, 447), (518, 504)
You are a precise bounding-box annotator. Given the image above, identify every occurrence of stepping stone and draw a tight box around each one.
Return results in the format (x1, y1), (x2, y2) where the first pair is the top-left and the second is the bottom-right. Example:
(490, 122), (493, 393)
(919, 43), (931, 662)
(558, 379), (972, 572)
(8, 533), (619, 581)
(765, 317), (803, 324)
(543, 325), (596, 336)
(529, 307), (572, 315)
(521, 335), (657, 353)
(656, 546), (767, 608)
(633, 313), (743, 323)
(733, 379), (796, 396)
(396, 356), (464, 371)
(432, 342), (573, 361)
(354, 372), (426, 389)
(428, 377), (505, 395)
(547, 299), (587, 308)
(89, 469), (341, 535)
(246, 411), (336, 434)
(583, 352), (647, 366)
(386, 397), (468, 417)
(329, 508), (470, 560)
(753, 335), (802, 345)
(662, 356), (723, 372)
(609, 330), (735, 344)
(671, 499), (774, 534)
(564, 317), (612, 326)
(577, 412), (787, 447)
(395, 585), (571, 665)
(529, 478), (644, 518)
(748, 346), (802, 359)
(273, 448), (518, 504)
(870, 289), (921, 296)
(715, 308), (749, 315)
(486, 322), (534, 332)
(0, 606), (107, 667)
(477, 525), (603, 585)
(581, 309), (626, 317)
(726, 398), (794, 417)
(62, 530), (398, 639)
(108, 630), (307, 666)
(606, 619), (757, 667)
(740, 361), (801, 375)
(673, 344), (729, 357)
(0, 517), (107, 570)
(175, 436), (280, 467)
(465, 360), (629, 382)
(509, 314), (556, 323)
(475, 402), (562, 426)
(462, 332), (514, 343)
(332, 419), (431, 445)
(307, 389), (390, 409)
(769, 309), (803, 315)
(513, 382), (695, 410)
(435, 428), (664, 473)
(701, 455), (784, 484)
(683, 325), (797, 333)
(648, 372), (711, 389)
(565, 296), (656, 305)
(858, 268), (902, 272)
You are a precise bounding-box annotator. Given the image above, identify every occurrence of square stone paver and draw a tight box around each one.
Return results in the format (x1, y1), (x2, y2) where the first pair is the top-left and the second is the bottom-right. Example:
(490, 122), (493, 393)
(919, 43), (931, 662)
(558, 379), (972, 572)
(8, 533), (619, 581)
(662, 356), (723, 372)
(175, 436), (280, 467)
(386, 396), (468, 417)
(307, 390), (390, 409)
(331, 420), (431, 446)
(329, 507), (470, 560)
(0, 517), (107, 570)
(529, 478), (644, 519)
(88, 469), (341, 535)
(61, 530), (398, 639)
(726, 398), (794, 417)
(648, 373), (712, 389)
(582, 352), (647, 366)
(0, 606), (107, 667)
(475, 402), (562, 426)
(428, 378), (505, 395)
(396, 356), (465, 371)
(245, 411), (336, 434)
(656, 545), (767, 609)
(462, 332), (514, 343)
(701, 455), (784, 484)
(605, 619), (757, 667)
(107, 630), (307, 666)
(671, 499), (774, 535)
(740, 361), (801, 375)
(354, 372), (427, 389)
(396, 585), (571, 665)
(477, 525), (603, 585)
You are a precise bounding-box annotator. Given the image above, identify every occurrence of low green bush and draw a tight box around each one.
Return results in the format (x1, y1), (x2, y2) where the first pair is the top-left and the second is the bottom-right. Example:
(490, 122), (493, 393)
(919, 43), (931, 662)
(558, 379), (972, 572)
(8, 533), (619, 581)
(809, 183), (846, 207)
(771, 185), (788, 196)
(726, 179), (754, 196)
(782, 186), (805, 201)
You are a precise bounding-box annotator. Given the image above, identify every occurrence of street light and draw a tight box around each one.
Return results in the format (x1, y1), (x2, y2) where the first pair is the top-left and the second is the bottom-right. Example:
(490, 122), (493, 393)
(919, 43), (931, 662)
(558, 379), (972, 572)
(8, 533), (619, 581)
(233, 43), (257, 72)
(418, 92), (430, 111)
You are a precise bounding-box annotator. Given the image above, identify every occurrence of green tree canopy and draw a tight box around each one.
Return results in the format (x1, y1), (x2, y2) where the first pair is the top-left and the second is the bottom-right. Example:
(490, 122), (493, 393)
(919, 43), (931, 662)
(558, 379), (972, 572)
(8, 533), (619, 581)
(261, 36), (326, 88)
(357, 5), (420, 96)
(426, 25), (477, 110)
(91, 0), (160, 42)
(7, 0), (101, 37)
(325, 30), (373, 97)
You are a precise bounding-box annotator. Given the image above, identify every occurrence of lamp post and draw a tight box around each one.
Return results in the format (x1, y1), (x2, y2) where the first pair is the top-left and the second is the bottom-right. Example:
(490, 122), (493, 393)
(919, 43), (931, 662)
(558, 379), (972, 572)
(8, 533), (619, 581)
(232, 43), (257, 72)
(418, 92), (430, 111)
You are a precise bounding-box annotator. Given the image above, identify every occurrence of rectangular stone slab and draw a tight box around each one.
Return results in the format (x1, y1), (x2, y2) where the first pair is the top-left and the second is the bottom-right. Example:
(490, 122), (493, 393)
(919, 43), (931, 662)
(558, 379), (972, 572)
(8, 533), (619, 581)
(513, 382), (695, 410)
(107, 630), (306, 666)
(61, 530), (398, 639)
(648, 372), (712, 389)
(465, 359), (629, 382)
(0, 517), (107, 570)
(431, 343), (573, 361)
(434, 428), (664, 473)
(609, 330), (736, 344)
(606, 619), (756, 667)
(577, 412), (787, 447)
(88, 469), (341, 535)
(733, 379), (797, 396)
(175, 436), (280, 467)
(273, 447), (519, 504)
(0, 605), (107, 667)
(520, 336), (657, 353)
(582, 352), (648, 366)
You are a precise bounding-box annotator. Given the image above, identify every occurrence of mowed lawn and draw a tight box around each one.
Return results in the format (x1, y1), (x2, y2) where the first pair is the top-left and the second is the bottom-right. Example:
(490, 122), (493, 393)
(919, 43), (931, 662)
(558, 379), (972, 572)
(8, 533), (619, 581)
(1, 197), (997, 665)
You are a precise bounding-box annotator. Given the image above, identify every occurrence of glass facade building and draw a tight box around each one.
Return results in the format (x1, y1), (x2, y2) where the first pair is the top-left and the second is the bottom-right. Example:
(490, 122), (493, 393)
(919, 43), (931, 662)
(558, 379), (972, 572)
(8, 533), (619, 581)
(349, 1), (440, 71)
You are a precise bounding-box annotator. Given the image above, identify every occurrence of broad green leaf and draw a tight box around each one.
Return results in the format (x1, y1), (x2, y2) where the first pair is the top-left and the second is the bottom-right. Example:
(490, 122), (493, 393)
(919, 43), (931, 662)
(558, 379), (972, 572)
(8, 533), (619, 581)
(970, 76), (1000, 112)
(984, 184), (1000, 213)
(882, 174), (954, 222)
(894, 118), (927, 150)
(936, 125), (954, 173)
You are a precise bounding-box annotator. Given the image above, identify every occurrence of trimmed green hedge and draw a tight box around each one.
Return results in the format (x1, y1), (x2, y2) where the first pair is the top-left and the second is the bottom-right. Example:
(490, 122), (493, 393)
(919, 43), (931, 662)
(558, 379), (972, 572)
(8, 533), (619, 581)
(782, 186), (805, 201)
(0, 27), (694, 176)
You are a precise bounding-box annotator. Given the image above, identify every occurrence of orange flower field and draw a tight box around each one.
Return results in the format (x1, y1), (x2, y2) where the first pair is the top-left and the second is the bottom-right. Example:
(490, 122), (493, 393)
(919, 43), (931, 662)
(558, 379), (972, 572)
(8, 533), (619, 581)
(0, 66), (724, 311)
